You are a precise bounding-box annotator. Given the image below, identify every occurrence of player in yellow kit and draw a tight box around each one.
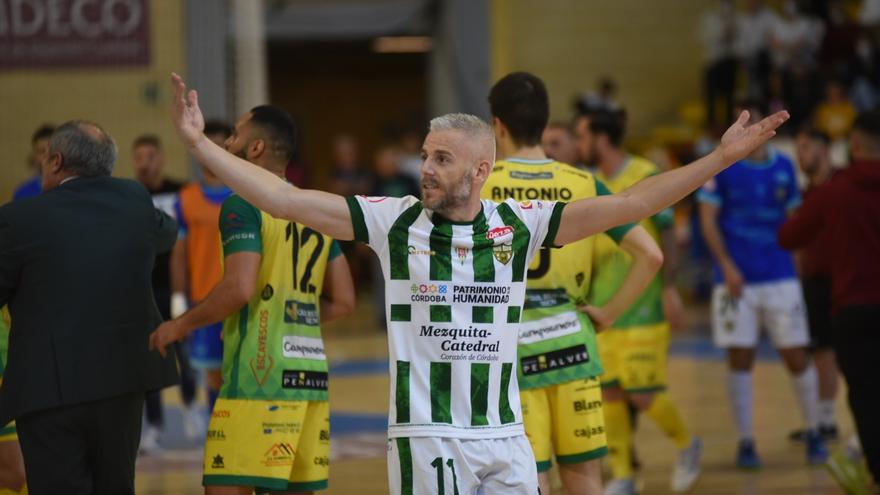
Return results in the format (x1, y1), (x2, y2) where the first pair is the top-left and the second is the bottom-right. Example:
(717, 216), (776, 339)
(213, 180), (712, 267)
(0, 307), (26, 495)
(484, 72), (663, 495)
(575, 109), (702, 495)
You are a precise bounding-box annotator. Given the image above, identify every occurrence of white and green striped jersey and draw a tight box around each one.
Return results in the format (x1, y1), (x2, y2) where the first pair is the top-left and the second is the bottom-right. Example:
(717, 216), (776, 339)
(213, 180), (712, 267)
(346, 195), (565, 439)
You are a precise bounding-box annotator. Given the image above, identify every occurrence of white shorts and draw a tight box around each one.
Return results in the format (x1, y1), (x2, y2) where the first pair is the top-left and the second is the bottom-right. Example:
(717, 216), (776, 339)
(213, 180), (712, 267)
(387, 435), (539, 495)
(711, 279), (809, 349)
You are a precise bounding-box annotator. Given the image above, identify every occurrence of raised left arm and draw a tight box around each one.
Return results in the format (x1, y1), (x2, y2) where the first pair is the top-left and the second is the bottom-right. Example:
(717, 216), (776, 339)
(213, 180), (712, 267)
(554, 110), (789, 246)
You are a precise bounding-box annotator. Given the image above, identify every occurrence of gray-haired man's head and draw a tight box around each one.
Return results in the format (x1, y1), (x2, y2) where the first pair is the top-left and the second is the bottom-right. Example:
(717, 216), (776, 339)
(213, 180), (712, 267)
(41, 121), (117, 191)
(420, 113), (495, 216)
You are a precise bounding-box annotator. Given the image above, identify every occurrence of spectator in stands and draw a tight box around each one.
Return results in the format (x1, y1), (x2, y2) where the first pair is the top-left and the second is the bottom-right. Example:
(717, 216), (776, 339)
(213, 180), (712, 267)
(575, 76), (620, 114)
(820, 0), (859, 73)
(11, 125), (54, 201)
(735, 0), (779, 100)
(700, 0), (739, 127)
(851, 35), (880, 111)
(541, 121), (580, 166)
(285, 145), (310, 190)
(328, 133), (370, 196)
(396, 128), (424, 184)
(778, 111), (880, 494)
(369, 146), (419, 199)
(769, 0), (823, 72)
(814, 79), (857, 140)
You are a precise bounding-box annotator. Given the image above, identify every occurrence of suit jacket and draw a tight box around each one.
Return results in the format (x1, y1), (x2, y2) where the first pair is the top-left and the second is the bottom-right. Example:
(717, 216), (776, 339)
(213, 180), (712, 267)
(0, 176), (180, 425)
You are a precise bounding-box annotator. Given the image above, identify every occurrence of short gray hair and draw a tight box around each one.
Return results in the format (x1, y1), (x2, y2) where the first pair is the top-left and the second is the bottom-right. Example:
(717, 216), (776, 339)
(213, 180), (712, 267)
(429, 113), (493, 138)
(50, 120), (117, 177)
(429, 113), (495, 161)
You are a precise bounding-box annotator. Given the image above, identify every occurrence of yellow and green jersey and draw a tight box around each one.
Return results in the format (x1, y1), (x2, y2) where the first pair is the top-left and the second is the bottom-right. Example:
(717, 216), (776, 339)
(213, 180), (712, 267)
(591, 156), (674, 329)
(483, 158), (635, 389)
(218, 194), (342, 402)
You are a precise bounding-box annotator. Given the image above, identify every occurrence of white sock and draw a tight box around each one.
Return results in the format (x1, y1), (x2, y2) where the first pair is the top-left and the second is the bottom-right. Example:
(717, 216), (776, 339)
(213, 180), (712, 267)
(728, 370), (753, 440)
(792, 364), (820, 431)
(818, 399), (836, 427)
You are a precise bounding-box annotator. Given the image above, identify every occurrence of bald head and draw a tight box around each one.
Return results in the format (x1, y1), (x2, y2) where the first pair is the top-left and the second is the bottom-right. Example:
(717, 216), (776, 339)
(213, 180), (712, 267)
(50, 120), (117, 177)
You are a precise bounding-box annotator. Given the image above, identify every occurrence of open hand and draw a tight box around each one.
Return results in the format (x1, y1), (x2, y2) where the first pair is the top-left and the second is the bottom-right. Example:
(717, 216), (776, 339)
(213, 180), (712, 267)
(718, 110), (790, 164)
(149, 320), (187, 358)
(170, 72), (205, 148)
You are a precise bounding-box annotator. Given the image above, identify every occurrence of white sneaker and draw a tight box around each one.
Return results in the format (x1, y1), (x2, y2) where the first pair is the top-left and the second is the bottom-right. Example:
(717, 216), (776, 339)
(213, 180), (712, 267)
(672, 437), (703, 493)
(182, 405), (206, 440)
(605, 478), (637, 495)
(138, 425), (162, 455)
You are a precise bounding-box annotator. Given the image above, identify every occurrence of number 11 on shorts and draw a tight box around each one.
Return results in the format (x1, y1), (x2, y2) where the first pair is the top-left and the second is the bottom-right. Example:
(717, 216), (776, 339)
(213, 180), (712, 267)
(430, 457), (460, 495)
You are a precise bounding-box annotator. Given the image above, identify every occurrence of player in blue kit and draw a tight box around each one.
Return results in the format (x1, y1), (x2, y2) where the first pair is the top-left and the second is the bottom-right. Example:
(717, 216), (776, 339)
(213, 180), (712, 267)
(698, 100), (827, 468)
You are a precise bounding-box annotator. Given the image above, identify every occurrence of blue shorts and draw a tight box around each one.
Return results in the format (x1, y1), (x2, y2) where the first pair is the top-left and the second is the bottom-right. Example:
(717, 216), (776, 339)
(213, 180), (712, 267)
(189, 322), (223, 370)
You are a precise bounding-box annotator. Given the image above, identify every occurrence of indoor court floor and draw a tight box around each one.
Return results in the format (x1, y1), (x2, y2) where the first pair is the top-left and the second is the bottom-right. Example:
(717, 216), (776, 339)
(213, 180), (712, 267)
(135, 301), (852, 495)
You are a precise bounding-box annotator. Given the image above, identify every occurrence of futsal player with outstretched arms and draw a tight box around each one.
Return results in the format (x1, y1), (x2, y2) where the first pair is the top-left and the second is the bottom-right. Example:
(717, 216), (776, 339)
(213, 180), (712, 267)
(164, 72), (788, 494)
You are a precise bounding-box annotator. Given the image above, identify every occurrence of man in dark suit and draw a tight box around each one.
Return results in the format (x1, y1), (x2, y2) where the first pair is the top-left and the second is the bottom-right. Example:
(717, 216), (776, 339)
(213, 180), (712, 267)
(0, 120), (180, 494)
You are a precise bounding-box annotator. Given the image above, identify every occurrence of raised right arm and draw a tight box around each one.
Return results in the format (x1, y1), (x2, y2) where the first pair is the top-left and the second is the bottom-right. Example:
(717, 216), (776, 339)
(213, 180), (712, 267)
(170, 73), (353, 240)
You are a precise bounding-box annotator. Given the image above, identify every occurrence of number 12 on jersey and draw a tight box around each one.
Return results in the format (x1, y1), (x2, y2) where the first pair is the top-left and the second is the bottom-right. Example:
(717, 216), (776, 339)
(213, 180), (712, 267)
(285, 223), (324, 293)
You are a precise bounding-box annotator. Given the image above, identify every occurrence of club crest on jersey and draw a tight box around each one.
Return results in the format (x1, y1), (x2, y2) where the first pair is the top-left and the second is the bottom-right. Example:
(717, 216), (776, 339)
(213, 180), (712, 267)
(493, 243), (513, 265)
(456, 246), (469, 265)
(520, 200), (533, 209)
(486, 225), (514, 240)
